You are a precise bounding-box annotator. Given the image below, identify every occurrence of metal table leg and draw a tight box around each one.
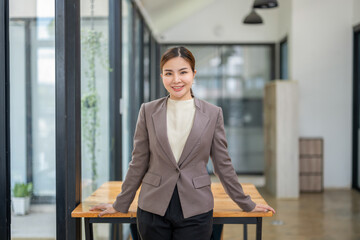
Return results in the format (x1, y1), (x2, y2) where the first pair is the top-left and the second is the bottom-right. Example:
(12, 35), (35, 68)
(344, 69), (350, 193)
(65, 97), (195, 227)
(256, 217), (262, 240)
(243, 224), (248, 240)
(85, 218), (94, 240)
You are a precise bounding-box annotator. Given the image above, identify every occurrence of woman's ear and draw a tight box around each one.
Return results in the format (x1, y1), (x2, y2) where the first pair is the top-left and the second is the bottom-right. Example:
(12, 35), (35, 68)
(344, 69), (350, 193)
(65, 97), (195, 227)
(193, 69), (197, 77)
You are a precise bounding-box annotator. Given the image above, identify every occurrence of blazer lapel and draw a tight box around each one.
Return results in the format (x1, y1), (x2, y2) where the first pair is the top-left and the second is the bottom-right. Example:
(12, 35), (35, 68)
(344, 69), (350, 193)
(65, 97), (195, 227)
(151, 95), (209, 168)
(177, 98), (209, 167)
(152, 95), (178, 168)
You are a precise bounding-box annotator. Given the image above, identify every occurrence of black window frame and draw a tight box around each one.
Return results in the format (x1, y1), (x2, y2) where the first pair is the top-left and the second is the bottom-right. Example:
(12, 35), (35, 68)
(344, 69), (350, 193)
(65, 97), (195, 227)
(0, 0), (10, 238)
(55, 0), (82, 239)
(352, 23), (360, 192)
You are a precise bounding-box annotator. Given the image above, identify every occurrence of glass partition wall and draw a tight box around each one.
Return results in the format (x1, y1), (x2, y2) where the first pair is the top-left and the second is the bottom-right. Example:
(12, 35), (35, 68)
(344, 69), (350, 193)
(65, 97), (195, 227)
(80, 0), (111, 238)
(9, 0), (56, 238)
(161, 44), (274, 174)
(3, 0), (161, 238)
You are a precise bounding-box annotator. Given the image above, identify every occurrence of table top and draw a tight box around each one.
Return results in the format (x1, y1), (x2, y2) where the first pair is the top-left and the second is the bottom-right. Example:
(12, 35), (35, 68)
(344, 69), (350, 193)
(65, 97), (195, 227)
(72, 181), (273, 218)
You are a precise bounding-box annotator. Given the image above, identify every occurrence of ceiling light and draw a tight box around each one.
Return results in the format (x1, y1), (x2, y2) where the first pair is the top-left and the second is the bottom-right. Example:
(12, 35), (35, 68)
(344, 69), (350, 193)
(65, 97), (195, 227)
(253, 0), (279, 9)
(243, 10), (263, 24)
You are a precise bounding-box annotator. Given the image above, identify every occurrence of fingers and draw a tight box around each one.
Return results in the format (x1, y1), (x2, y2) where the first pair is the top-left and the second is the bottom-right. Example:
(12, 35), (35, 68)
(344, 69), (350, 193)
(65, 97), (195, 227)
(98, 210), (110, 217)
(268, 206), (276, 214)
(252, 204), (276, 214)
(89, 204), (117, 217)
(89, 203), (107, 211)
(98, 207), (118, 217)
(259, 204), (276, 214)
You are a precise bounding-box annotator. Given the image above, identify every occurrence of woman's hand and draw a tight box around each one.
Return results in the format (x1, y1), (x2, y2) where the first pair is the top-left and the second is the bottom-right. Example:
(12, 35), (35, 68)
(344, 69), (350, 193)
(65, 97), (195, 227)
(251, 204), (276, 214)
(89, 203), (118, 217)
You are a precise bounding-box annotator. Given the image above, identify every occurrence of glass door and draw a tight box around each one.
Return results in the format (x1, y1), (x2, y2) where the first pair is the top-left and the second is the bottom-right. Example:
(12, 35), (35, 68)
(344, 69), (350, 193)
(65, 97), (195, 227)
(9, 0), (56, 238)
(80, 0), (111, 238)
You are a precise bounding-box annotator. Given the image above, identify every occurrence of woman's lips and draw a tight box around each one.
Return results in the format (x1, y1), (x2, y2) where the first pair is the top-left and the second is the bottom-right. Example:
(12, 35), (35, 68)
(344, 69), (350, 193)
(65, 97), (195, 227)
(172, 86), (184, 92)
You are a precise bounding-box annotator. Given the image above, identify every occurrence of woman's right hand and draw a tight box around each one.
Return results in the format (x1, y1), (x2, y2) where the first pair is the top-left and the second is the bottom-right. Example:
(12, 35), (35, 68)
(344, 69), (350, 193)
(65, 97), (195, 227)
(89, 203), (118, 217)
(251, 203), (276, 214)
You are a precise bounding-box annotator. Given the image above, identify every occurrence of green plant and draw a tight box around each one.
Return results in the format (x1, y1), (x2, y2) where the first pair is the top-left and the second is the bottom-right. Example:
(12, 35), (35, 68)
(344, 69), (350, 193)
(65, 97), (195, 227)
(81, 6), (112, 190)
(13, 182), (33, 198)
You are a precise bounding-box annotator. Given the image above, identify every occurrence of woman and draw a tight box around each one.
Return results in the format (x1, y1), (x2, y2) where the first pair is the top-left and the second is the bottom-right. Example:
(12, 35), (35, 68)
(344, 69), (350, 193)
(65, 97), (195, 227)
(90, 46), (275, 239)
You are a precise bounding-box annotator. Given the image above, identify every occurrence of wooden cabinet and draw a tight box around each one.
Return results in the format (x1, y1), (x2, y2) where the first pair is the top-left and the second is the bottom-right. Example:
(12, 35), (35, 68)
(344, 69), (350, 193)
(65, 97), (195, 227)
(264, 81), (299, 198)
(299, 138), (323, 192)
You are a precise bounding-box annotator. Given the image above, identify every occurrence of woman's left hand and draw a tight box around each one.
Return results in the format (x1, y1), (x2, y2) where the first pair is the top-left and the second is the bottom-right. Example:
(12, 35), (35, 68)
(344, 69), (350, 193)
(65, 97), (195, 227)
(89, 203), (118, 217)
(251, 204), (276, 214)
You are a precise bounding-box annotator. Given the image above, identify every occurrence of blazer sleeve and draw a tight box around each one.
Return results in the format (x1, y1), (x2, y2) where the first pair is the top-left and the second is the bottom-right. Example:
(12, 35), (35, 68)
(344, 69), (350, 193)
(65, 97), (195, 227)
(210, 107), (256, 212)
(112, 103), (150, 213)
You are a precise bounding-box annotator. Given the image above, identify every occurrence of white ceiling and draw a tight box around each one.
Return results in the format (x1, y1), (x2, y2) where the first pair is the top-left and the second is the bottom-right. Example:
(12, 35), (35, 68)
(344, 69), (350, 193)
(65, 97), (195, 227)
(136, 0), (216, 37)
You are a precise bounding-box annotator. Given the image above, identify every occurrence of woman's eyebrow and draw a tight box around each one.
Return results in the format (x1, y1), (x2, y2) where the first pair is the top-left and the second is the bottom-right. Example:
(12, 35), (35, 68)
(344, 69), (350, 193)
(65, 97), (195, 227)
(164, 67), (189, 72)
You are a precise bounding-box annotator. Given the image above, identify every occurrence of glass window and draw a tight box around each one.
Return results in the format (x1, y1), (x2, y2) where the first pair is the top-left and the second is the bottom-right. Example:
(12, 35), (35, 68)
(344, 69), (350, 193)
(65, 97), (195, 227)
(121, 0), (134, 238)
(150, 36), (159, 100)
(280, 39), (288, 79)
(80, 0), (110, 238)
(9, 0), (56, 238)
(122, 0), (133, 179)
(161, 45), (273, 174)
(143, 26), (151, 103)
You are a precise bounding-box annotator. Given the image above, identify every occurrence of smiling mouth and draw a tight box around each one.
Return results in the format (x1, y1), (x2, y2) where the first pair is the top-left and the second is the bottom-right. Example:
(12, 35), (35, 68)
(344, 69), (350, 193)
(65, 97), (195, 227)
(172, 86), (184, 92)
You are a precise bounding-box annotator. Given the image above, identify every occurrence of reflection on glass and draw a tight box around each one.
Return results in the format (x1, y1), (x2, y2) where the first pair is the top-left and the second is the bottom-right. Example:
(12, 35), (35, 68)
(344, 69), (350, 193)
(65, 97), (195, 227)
(162, 45), (272, 173)
(144, 26), (151, 102)
(80, 0), (110, 239)
(10, 1), (56, 239)
(280, 40), (288, 79)
(122, 0), (133, 180)
(122, 0), (133, 238)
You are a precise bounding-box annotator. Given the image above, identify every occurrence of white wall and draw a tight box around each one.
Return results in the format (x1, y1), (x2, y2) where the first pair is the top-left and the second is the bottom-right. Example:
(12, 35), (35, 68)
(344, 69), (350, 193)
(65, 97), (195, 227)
(291, 0), (353, 188)
(353, 0), (360, 25)
(278, 0), (292, 41)
(160, 0), (279, 43)
(159, 0), (356, 188)
(277, 0), (292, 78)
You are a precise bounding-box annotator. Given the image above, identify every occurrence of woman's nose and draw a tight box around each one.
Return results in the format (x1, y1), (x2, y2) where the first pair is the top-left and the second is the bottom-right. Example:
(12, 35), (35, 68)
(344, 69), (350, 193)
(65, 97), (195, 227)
(173, 74), (181, 82)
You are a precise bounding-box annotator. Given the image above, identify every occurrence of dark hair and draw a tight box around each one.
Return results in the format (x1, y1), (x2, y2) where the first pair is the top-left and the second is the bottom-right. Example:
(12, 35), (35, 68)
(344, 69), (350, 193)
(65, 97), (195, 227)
(160, 46), (195, 97)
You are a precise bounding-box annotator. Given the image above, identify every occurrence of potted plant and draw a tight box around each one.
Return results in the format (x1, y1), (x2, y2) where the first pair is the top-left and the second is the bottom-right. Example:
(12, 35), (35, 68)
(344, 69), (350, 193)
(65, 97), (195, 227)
(12, 182), (33, 215)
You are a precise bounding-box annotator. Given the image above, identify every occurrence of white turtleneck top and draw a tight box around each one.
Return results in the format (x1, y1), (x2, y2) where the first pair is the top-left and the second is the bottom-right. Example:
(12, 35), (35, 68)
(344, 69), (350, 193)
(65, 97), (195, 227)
(166, 97), (196, 163)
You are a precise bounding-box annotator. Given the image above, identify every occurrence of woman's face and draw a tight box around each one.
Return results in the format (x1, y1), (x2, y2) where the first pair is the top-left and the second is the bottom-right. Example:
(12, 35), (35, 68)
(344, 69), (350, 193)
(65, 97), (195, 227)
(161, 57), (196, 101)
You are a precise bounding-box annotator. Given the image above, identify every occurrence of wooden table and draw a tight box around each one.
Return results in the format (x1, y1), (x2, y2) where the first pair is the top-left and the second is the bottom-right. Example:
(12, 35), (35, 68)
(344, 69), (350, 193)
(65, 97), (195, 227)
(72, 182), (273, 240)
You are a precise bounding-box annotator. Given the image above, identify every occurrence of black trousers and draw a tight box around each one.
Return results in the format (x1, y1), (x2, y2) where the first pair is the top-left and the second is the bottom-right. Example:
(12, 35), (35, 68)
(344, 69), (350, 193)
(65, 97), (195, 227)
(136, 185), (213, 240)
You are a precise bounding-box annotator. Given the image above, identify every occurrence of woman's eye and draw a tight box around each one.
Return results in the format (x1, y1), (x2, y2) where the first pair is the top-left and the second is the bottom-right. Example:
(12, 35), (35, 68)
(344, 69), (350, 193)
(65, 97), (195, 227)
(165, 73), (172, 76)
(181, 71), (187, 74)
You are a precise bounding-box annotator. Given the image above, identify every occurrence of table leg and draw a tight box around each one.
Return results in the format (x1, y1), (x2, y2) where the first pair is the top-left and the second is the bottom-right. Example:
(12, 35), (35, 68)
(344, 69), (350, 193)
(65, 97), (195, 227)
(85, 218), (94, 240)
(256, 217), (262, 240)
(243, 224), (248, 240)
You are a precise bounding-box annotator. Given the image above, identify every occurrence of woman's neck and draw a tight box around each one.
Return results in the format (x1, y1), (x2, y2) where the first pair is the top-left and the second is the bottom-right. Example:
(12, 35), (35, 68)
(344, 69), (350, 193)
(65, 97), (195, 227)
(169, 95), (193, 101)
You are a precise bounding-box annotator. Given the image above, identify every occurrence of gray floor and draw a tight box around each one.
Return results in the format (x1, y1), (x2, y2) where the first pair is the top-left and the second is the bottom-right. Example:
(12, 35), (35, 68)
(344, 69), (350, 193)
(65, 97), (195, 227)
(11, 204), (56, 239)
(224, 187), (360, 240)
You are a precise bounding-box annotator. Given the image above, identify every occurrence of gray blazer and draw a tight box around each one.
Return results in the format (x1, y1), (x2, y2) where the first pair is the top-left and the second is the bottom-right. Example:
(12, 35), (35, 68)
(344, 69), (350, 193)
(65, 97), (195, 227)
(113, 94), (256, 218)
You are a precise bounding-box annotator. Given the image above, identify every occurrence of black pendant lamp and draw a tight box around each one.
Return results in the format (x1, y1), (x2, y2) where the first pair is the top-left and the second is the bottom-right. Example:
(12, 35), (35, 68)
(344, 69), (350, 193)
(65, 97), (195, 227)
(243, 9), (263, 24)
(253, 0), (279, 9)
